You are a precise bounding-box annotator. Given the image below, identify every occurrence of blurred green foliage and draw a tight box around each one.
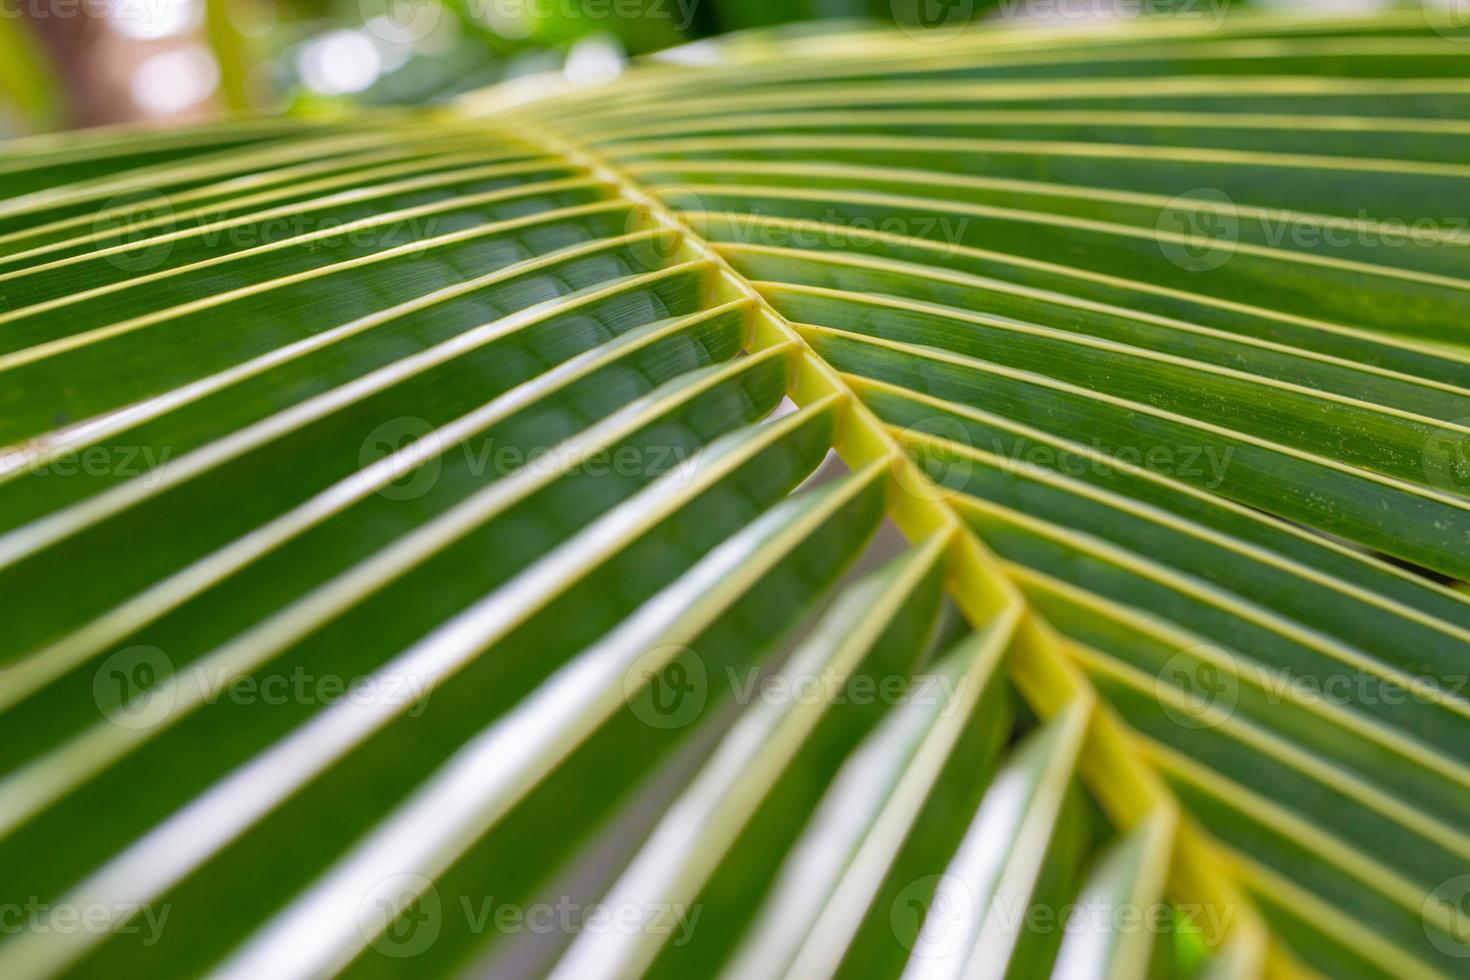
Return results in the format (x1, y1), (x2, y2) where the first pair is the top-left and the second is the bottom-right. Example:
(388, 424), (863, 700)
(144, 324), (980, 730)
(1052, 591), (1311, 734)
(0, 0), (970, 133)
(301, 0), (906, 106)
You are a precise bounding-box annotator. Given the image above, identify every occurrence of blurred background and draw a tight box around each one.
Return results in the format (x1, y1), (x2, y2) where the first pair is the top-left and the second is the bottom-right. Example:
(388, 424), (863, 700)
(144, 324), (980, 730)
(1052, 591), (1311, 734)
(0, 0), (914, 136)
(0, 0), (1343, 138)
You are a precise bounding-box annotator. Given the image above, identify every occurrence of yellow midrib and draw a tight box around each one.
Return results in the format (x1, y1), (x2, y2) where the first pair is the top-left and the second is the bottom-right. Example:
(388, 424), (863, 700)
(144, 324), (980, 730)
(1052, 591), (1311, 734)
(496, 108), (1290, 979)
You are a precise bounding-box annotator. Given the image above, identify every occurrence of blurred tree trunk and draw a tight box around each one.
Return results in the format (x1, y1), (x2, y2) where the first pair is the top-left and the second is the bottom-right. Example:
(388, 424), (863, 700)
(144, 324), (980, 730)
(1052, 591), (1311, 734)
(18, 2), (218, 128)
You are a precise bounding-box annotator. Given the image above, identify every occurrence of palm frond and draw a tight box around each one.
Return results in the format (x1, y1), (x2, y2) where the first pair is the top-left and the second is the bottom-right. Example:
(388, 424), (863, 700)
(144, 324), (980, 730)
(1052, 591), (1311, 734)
(1, 12), (1468, 979)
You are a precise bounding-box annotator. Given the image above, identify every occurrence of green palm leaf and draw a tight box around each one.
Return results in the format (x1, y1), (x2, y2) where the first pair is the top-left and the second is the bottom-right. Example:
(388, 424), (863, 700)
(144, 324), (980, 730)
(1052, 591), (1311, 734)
(2, 11), (1469, 979)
